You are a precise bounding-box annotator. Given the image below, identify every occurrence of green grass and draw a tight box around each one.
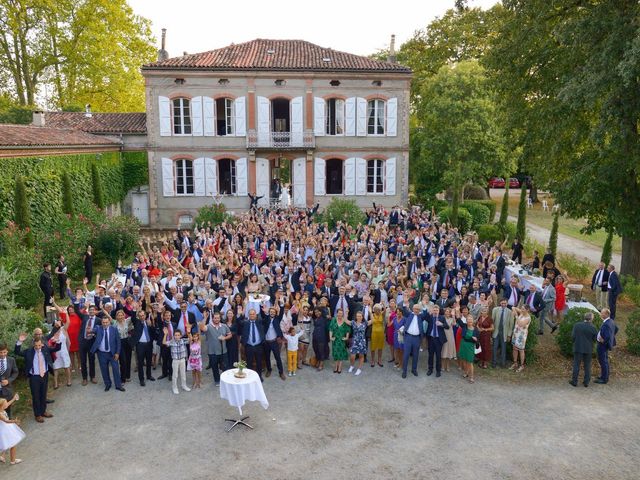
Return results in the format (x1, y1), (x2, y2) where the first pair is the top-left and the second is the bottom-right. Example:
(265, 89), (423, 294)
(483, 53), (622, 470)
(494, 194), (622, 254)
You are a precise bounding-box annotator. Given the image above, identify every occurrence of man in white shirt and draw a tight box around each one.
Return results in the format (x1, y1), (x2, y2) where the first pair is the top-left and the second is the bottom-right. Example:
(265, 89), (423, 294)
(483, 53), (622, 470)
(400, 297), (426, 378)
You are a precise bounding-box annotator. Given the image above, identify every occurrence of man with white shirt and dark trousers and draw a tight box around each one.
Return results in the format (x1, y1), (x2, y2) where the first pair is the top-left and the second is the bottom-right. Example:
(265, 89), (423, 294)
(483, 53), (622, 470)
(74, 303), (99, 386)
(261, 305), (286, 381)
(400, 296), (427, 378)
(131, 309), (156, 386)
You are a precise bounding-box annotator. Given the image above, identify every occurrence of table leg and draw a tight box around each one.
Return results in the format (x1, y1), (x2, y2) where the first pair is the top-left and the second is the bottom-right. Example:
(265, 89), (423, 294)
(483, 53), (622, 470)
(224, 416), (253, 432)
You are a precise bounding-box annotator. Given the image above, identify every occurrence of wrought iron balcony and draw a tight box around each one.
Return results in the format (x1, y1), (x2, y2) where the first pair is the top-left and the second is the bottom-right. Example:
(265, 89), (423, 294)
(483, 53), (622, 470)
(246, 129), (315, 149)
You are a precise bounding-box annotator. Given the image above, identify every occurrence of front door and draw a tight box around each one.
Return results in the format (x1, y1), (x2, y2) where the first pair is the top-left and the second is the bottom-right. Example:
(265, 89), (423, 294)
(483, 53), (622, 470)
(255, 158), (270, 206)
(132, 192), (149, 225)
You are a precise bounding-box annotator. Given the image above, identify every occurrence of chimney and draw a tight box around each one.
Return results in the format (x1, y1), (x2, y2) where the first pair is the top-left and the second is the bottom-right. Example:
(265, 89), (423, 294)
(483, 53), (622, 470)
(85, 104), (92, 118)
(388, 34), (397, 64)
(32, 110), (45, 127)
(157, 28), (169, 62)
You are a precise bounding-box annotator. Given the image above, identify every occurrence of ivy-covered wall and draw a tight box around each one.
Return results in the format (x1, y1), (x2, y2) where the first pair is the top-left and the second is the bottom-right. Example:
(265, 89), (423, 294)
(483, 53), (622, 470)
(0, 150), (148, 232)
(122, 151), (149, 192)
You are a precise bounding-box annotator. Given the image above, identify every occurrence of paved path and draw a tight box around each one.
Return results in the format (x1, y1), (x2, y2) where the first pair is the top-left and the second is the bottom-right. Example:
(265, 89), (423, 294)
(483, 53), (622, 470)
(3, 364), (639, 480)
(508, 216), (621, 267)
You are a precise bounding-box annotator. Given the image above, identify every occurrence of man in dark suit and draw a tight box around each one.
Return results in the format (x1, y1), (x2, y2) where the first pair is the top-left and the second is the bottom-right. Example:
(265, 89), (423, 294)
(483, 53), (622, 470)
(495, 250), (507, 286)
(39, 262), (54, 317)
(0, 343), (19, 418)
(400, 297), (427, 378)
(606, 265), (623, 320)
(131, 309), (157, 386)
(261, 305), (285, 380)
(523, 285), (545, 333)
(14, 333), (61, 422)
(425, 305), (449, 377)
(157, 309), (178, 380)
(90, 316), (125, 392)
(435, 289), (455, 315)
(590, 262), (610, 310)
(74, 303), (99, 385)
(503, 277), (523, 308)
(239, 307), (266, 382)
(595, 308), (618, 384)
(569, 312), (598, 387)
(171, 301), (198, 336)
(330, 286), (352, 318)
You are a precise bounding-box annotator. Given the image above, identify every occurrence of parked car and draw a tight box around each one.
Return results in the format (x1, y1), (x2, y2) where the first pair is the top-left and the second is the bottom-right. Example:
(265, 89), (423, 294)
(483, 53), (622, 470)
(509, 177), (520, 188)
(488, 177), (506, 188)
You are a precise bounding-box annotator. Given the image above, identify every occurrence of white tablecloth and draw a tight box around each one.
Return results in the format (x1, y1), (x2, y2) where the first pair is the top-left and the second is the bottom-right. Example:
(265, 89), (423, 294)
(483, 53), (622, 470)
(566, 301), (599, 313)
(504, 265), (544, 291)
(220, 368), (269, 415)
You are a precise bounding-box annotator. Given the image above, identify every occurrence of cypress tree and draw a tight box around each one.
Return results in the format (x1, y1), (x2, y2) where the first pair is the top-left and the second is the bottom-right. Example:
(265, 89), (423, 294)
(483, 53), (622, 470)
(516, 182), (527, 242)
(548, 210), (559, 258)
(13, 176), (34, 248)
(91, 163), (105, 209)
(601, 229), (613, 265)
(62, 171), (75, 216)
(498, 183), (510, 227)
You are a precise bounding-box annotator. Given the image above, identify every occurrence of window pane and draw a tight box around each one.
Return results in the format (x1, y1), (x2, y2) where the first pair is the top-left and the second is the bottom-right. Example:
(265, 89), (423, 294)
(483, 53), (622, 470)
(367, 100), (375, 134)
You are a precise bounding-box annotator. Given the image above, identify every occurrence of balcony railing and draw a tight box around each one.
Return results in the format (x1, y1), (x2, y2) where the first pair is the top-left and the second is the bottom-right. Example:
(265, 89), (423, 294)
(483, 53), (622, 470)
(247, 129), (315, 149)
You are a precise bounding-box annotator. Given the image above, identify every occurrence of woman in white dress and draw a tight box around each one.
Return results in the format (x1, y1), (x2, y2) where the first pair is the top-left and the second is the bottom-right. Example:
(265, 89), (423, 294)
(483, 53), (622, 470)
(510, 305), (532, 372)
(279, 183), (291, 207)
(52, 323), (72, 389)
(0, 395), (24, 465)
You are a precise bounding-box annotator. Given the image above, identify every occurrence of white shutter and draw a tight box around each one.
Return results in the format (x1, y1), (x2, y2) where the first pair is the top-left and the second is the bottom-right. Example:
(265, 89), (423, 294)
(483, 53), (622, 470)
(386, 97), (398, 137)
(344, 157), (356, 195)
(291, 96), (303, 145)
(193, 157), (205, 196)
(256, 158), (270, 205)
(314, 158), (326, 195)
(293, 157), (306, 207)
(385, 157), (396, 196)
(159, 96), (171, 136)
(356, 97), (367, 136)
(345, 97), (356, 137)
(314, 97), (325, 136)
(161, 157), (174, 196)
(355, 157), (367, 195)
(205, 157), (217, 196)
(234, 96), (246, 136)
(236, 157), (248, 196)
(191, 96), (203, 136)
(203, 97), (215, 136)
(257, 96), (270, 146)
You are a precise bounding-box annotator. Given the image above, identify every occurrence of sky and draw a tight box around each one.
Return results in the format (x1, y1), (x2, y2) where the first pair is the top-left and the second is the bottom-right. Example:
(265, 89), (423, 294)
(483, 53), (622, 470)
(128, 0), (499, 58)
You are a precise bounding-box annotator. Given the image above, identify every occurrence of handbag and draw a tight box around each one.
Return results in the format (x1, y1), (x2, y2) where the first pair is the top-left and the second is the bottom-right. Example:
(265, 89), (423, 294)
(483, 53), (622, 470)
(397, 326), (405, 345)
(474, 344), (482, 355)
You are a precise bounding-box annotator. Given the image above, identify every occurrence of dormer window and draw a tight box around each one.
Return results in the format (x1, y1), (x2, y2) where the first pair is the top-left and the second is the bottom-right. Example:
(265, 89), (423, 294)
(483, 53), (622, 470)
(275, 79), (286, 86)
(330, 80), (341, 87)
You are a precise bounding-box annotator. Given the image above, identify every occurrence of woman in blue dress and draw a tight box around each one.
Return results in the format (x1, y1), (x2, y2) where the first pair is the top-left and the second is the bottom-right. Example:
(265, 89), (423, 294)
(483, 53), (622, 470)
(346, 311), (373, 376)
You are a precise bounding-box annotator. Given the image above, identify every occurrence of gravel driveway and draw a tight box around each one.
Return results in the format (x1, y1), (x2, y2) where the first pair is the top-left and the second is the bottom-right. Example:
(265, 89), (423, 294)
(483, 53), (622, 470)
(3, 362), (638, 480)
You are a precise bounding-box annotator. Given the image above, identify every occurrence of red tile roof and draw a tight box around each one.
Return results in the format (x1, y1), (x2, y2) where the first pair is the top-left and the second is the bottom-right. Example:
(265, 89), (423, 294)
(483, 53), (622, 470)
(46, 112), (147, 134)
(0, 124), (121, 147)
(143, 39), (411, 73)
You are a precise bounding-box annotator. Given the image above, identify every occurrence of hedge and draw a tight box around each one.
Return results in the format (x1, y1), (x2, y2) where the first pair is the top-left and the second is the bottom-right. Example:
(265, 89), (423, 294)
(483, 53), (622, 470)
(626, 309), (640, 355)
(465, 199), (496, 222)
(460, 201), (491, 229)
(556, 307), (603, 357)
(437, 207), (472, 233)
(463, 184), (489, 200)
(321, 198), (366, 229)
(477, 223), (503, 244)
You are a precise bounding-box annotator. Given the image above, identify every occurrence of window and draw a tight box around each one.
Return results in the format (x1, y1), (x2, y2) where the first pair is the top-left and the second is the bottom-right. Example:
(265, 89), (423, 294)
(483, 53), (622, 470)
(173, 98), (192, 135)
(367, 99), (385, 135)
(216, 98), (234, 136)
(367, 159), (384, 193)
(218, 158), (236, 195)
(326, 159), (343, 194)
(175, 159), (194, 195)
(325, 98), (345, 135)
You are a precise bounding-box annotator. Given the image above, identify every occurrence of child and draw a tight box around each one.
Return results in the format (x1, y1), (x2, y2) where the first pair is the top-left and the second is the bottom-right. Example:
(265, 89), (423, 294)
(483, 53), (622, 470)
(283, 327), (305, 377)
(0, 394), (24, 465)
(187, 332), (202, 389)
(163, 328), (191, 395)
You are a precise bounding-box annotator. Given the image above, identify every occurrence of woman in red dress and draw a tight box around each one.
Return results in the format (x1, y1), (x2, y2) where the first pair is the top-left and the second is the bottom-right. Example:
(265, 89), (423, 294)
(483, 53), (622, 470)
(53, 303), (81, 374)
(476, 307), (494, 369)
(554, 275), (568, 324)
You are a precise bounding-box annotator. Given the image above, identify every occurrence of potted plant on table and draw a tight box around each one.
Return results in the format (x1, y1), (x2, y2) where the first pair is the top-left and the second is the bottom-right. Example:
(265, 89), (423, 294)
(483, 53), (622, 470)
(233, 360), (247, 378)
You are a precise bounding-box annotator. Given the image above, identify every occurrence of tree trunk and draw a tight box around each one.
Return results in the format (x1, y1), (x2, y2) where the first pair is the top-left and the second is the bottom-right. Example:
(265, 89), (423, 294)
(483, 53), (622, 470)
(530, 183), (539, 203)
(621, 236), (640, 280)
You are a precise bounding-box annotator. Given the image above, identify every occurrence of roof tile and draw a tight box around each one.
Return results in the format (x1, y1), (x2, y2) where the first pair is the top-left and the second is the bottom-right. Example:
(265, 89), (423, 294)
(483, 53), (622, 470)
(0, 124), (121, 147)
(46, 112), (146, 134)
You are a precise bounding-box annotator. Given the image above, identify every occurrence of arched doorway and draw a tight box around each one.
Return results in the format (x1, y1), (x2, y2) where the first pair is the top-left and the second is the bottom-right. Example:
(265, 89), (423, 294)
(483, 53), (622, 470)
(326, 158), (343, 194)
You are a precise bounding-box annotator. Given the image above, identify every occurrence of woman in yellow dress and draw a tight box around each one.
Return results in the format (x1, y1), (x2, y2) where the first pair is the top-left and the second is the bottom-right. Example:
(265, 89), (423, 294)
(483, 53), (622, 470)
(369, 304), (386, 367)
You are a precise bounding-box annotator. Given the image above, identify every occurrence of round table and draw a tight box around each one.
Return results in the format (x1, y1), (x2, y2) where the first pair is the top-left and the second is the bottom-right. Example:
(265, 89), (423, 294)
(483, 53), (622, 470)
(219, 368), (269, 432)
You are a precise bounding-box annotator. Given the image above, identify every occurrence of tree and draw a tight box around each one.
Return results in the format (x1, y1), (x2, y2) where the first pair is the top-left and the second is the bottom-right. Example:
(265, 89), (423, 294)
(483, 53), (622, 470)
(0, 0), (156, 111)
(498, 183), (510, 227)
(412, 61), (507, 228)
(548, 210), (559, 259)
(13, 176), (33, 248)
(91, 163), (104, 210)
(62, 171), (74, 216)
(516, 182), (527, 242)
(486, 0), (640, 278)
(601, 229), (614, 266)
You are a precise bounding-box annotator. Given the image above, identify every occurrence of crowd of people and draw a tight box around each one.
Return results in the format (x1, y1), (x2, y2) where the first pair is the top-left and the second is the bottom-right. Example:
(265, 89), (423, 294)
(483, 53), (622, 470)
(0, 202), (622, 464)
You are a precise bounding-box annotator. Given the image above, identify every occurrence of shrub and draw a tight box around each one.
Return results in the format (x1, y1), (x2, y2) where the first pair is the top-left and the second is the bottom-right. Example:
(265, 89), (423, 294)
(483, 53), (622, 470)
(497, 221), (517, 243)
(0, 308), (44, 345)
(523, 236), (546, 258)
(62, 171), (74, 216)
(557, 254), (592, 281)
(498, 183), (510, 226)
(549, 210), (559, 257)
(626, 309), (640, 355)
(460, 201), (490, 229)
(437, 207), (473, 233)
(194, 203), (234, 228)
(96, 215), (141, 267)
(556, 307), (602, 357)
(601, 229), (613, 265)
(620, 275), (640, 306)
(516, 183), (527, 242)
(0, 224), (42, 309)
(477, 223), (502, 244)
(322, 198), (366, 230)
(465, 199), (496, 222)
(463, 184), (489, 200)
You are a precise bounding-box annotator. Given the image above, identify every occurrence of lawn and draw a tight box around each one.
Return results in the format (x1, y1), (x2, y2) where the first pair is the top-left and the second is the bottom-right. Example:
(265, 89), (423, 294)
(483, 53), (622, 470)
(493, 192), (622, 254)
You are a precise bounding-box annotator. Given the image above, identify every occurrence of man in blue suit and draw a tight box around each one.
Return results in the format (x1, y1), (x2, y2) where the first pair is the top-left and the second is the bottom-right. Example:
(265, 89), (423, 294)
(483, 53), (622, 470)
(91, 316), (125, 392)
(239, 307), (267, 382)
(425, 305), (449, 377)
(595, 308), (618, 385)
(400, 297), (427, 379)
(606, 264), (623, 320)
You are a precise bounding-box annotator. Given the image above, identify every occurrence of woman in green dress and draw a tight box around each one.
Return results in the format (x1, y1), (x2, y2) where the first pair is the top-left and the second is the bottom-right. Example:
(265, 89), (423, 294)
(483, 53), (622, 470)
(458, 315), (480, 384)
(329, 309), (350, 374)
